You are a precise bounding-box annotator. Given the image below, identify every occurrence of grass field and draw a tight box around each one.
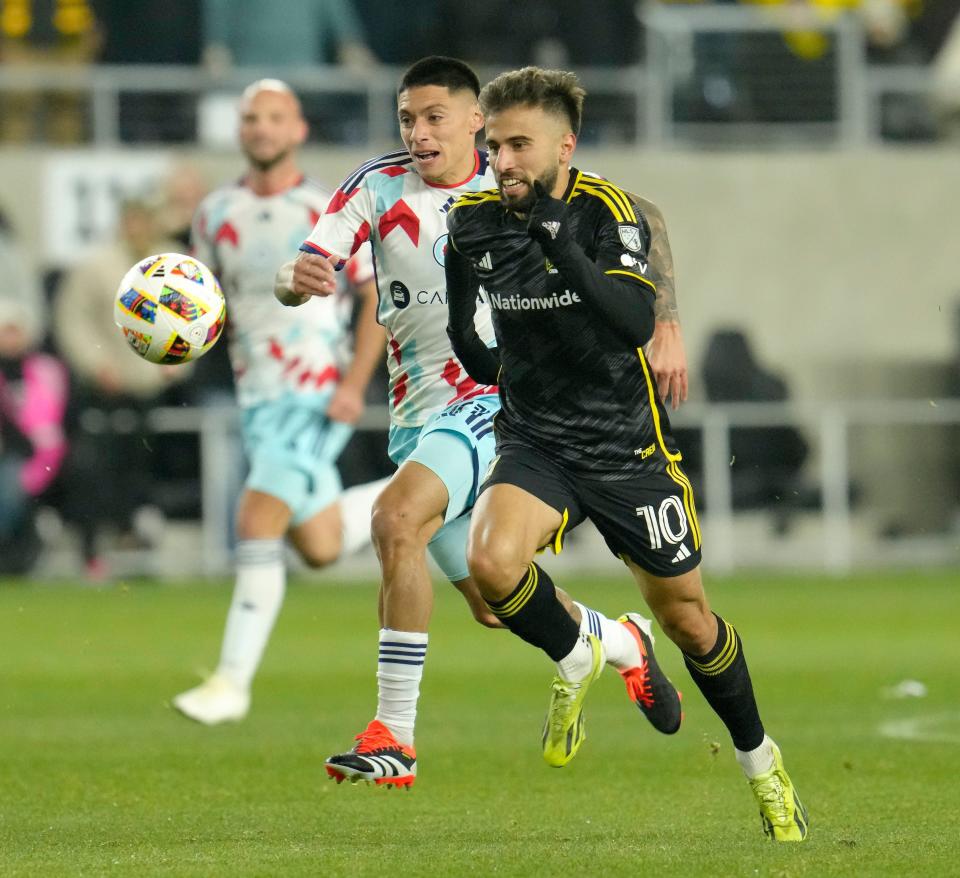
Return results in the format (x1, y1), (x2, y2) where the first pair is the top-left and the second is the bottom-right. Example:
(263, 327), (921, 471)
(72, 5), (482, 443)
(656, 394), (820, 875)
(1, 571), (959, 877)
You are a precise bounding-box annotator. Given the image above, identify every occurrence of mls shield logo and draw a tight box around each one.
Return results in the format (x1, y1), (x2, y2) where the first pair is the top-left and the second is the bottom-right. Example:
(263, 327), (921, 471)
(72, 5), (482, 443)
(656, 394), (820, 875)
(618, 224), (641, 252)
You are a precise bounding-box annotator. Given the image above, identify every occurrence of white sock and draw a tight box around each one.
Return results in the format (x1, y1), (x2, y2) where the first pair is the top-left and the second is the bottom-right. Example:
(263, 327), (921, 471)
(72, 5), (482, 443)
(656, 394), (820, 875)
(736, 734), (776, 778)
(556, 632), (597, 682)
(216, 539), (285, 690)
(574, 602), (640, 670)
(375, 628), (427, 746)
(339, 477), (390, 556)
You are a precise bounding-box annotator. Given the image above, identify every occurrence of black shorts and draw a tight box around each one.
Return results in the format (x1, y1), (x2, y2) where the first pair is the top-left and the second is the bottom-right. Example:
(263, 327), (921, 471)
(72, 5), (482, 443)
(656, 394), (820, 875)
(481, 442), (703, 577)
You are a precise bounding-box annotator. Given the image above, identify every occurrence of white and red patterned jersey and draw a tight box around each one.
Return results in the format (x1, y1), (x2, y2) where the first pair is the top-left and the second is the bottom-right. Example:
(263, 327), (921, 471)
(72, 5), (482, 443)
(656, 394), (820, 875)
(192, 176), (373, 409)
(301, 149), (496, 428)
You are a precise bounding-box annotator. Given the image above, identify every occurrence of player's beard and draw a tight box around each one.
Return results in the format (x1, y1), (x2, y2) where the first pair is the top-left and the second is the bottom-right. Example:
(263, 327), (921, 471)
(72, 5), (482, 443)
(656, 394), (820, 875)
(502, 166), (558, 213)
(244, 144), (292, 172)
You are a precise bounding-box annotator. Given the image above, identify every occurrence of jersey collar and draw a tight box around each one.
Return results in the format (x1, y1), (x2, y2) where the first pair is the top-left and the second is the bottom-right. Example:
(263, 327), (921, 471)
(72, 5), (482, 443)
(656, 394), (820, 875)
(423, 150), (482, 189)
(240, 173), (306, 198)
(562, 167), (581, 202)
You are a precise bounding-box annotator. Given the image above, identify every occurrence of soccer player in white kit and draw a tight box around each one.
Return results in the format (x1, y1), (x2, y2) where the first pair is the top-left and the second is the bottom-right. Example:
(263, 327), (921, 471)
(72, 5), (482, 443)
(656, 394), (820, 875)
(173, 80), (389, 725)
(276, 58), (682, 787)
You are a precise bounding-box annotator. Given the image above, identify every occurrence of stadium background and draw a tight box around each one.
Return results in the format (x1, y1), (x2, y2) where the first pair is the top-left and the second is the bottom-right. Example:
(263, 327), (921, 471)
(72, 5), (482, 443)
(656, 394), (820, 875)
(1, 0), (958, 578)
(1, 3), (959, 875)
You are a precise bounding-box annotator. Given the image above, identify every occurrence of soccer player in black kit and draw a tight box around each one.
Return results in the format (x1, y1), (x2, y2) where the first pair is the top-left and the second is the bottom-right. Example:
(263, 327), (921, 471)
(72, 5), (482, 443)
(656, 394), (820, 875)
(445, 66), (808, 842)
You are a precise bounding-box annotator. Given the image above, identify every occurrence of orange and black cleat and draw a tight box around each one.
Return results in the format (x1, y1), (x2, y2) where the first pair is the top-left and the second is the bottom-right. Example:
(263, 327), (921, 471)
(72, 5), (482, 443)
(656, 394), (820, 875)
(325, 719), (417, 788)
(618, 613), (682, 734)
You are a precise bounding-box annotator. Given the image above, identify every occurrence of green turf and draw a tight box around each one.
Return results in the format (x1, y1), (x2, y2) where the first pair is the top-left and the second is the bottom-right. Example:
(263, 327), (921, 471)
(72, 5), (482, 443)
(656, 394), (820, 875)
(1, 572), (958, 877)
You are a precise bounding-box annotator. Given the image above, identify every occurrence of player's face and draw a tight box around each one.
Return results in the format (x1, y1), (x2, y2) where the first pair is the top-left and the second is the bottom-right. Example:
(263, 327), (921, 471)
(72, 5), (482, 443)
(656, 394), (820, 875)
(239, 89), (307, 171)
(397, 85), (484, 185)
(486, 105), (576, 212)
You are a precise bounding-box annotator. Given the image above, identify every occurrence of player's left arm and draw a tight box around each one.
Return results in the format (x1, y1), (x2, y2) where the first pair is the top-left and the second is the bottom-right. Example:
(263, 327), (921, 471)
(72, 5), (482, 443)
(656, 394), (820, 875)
(527, 182), (656, 348)
(444, 225), (501, 386)
(327, 256), (385, 424)
(625, 191), (688, 410)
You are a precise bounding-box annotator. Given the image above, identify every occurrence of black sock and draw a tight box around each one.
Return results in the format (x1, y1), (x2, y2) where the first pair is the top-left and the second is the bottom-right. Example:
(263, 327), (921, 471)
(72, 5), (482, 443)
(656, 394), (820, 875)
(683, 613), (765, 752)
(485, 563), (579, 661)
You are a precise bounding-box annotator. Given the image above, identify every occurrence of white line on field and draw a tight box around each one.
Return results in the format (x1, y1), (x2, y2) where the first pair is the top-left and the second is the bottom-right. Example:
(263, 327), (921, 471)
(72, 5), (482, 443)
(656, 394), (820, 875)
(878, 713), (960, 745)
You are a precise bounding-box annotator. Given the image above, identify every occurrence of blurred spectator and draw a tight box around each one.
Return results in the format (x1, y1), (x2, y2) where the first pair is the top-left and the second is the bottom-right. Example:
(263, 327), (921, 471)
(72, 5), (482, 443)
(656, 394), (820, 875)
(353, 0), (446, 64)
(0, 0), (101, 143)
(52, 198), (187, 577)
(702, 329), (814, 529)
(94, 0), (202, 142)
(0, 295), (68, 574)
(95, 0), (201, 64)
(200, 0), (379, 143)
(0, 209), (44, 347)
(442, 0), (638, 68)
(201, 0), (377, 72)
(666, 0), (931, 129)
(158, 163), (209, 250)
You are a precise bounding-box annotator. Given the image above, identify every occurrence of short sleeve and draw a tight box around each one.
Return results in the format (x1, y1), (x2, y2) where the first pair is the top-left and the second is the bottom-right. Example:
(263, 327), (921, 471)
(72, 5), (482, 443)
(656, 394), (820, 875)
(592, 201), (656, 296)
(301, 179), (377, 270)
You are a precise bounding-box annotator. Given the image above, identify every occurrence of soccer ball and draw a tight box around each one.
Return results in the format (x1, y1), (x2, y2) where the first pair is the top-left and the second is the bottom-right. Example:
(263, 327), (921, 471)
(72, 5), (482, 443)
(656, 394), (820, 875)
(114, 252), (226, 364)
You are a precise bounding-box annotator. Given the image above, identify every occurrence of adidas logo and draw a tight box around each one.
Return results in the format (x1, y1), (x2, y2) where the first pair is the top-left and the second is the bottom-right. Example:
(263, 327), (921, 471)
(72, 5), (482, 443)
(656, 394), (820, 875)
(477, 251), (493, 271)
(540, 221), (561, 240)
(671, 544), (691, 564)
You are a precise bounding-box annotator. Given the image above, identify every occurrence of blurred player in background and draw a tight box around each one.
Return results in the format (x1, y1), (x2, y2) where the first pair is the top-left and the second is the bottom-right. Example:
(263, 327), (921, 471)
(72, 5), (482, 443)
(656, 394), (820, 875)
(277, 56), (682, 788)
(446, 66), (807, 842)
(173, 79), (388, 725)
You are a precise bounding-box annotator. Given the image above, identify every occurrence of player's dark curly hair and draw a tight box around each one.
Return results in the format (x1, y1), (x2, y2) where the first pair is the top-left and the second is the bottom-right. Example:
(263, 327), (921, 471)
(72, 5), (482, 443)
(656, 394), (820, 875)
(479, 67), (586, 136)
(399, 56), (481, 98)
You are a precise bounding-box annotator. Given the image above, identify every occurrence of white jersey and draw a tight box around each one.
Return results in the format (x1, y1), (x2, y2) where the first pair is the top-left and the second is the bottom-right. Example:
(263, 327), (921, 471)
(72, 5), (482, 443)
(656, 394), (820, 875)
(192, 176), (373, 409)
(301, 149), (497, 428)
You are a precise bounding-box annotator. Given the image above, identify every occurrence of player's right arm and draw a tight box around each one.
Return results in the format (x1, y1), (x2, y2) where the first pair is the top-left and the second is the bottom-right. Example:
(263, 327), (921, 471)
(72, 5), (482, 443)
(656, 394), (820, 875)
(276, 169), (378, 307)
(275, 252), (338, 306)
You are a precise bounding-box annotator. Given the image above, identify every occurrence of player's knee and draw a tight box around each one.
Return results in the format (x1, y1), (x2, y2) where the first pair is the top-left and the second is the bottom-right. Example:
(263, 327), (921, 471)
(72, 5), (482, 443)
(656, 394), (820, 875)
(296, 539), (339, 569)
(658, 603), (715, 655)
(370, 496), (427, 558)
(236, 490), (291, 541)
(466, 535), (525, 599)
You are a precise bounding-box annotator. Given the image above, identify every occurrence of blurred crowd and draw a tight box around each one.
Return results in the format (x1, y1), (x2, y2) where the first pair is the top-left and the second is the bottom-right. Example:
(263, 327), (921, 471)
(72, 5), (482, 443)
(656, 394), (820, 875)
(0, 160), (395, 578)
(0, 181), (208, 576)
(0, 0), (957, 143)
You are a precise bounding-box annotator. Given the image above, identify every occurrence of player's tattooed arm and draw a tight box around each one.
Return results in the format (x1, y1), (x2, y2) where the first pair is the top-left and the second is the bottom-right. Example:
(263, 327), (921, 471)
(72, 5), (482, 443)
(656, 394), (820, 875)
(624, 191), (688, 410)
(624, 192), (678, 323)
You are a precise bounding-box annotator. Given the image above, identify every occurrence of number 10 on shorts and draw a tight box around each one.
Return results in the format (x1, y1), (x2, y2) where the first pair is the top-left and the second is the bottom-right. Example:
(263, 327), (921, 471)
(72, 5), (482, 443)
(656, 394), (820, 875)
(635, 497), (689, 549)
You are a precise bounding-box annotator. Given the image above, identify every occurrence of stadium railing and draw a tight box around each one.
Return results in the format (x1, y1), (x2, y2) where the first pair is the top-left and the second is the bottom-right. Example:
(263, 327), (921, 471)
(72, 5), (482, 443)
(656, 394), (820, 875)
(0, 5), (940, 148)
(134, 398), (960, 577)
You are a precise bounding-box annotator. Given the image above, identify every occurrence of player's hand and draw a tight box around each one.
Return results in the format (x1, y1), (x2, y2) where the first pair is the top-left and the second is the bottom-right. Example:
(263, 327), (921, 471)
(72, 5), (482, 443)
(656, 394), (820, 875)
(326, 381), (365, 424)
(275, 252), (338, 306)
(526, 180), (570, 250)
(293, 251), (339, 298)
(646, 321), (688, 410)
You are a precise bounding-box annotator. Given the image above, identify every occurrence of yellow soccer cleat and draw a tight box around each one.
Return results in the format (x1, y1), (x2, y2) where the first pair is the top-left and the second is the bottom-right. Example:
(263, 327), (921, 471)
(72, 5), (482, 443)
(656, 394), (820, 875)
(749, 740), (809, 842)
(542, 633), (604, 768)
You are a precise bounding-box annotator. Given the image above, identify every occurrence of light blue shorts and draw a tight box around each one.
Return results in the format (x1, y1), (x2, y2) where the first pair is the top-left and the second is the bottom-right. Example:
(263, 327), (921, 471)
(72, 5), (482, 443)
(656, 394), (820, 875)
(242, 394), (353, 526)
(388, 393), (500, 582)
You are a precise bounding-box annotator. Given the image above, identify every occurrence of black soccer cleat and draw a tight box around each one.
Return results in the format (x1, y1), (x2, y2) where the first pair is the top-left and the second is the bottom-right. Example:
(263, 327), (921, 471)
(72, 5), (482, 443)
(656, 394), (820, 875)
(617, 613), (682, 734)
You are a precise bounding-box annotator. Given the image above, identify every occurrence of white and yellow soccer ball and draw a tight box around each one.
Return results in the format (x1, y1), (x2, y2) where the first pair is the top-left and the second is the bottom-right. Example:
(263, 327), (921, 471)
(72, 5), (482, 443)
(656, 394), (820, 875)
(114, 252), (226, 365)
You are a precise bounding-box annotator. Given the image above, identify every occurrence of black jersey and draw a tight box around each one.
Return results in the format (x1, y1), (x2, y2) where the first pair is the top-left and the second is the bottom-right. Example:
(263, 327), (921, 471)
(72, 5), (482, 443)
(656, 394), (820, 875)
(446, 168), (682, 478)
